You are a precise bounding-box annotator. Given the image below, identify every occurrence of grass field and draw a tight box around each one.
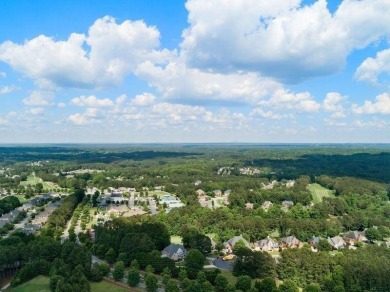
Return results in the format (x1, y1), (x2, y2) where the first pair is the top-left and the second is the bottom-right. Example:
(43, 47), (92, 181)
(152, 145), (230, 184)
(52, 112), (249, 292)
(170, 235), (183, 244)
(8, 277), (134, 292)
(307, 183), (335, 204)
(90, 280), (132, 292)
(8, 275), (50, 292)
(19, 174), (59, 190)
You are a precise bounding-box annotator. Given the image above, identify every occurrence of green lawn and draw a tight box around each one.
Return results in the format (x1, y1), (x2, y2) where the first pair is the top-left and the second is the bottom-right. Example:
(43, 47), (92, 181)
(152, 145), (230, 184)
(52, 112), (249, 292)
(8, 275), (50, 292)
(90, 280), (132, 292)
(148, 190), (172, 198)
(307, 183), (335, 204)
(19, 174), (59, 191)
(13, 195), (28, 204)
(170, 235), (183, 244)
(8, 277), (133, 292)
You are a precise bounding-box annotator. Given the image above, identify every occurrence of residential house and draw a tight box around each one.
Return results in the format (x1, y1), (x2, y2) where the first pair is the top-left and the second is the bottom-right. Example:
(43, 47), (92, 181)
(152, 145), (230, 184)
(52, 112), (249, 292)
(196, 189), (205, 196)
(282, 200), (294, 208)
(308, 236), (322, 250)
(343, 231), (367, 245)
(194, 180), (202, 186)
(223, 235), (250, 253)
(254, 237), (279, 252)
(223, 190), (231, 196)
(328, 236), (346, 250)
(162, 244), (187, 261)
(280, 236), (302, 249)
(262, 201), (273, 210)
(22, 224), (41, 235)
(213, 190), (222, 197)
(245, 202), (254, 210)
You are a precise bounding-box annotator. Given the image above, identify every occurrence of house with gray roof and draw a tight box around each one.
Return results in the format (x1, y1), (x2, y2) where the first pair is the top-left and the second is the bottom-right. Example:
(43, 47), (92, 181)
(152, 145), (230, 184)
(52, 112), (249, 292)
(223, 235), (250, 253)
(328, 236), (346, 250)
(280, 236), (302, 249)
(161, 244), (187, 261)
(254, 237), (279, 252)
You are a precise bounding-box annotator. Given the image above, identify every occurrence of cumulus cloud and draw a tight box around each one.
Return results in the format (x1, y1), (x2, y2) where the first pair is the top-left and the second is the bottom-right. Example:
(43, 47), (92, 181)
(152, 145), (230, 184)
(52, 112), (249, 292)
(28, 107), (45, 115)
(322, 92), (347, 118)
(68, 108), (102, 125)
(352, 93), (390, 114)
(355, 48), (390, 85)
(136, 59), (281, 104)
(259, 89), (320, 112)
(181, 0), (390, 82)
(250, 108), (293, 120)
(131, 92), (156, 106)
(71, 95), (114, 107)
(0, 116), (6, 126)
(23, 90), (55, 106)
(0, 85), (17, 95)
(0, 16), (167, 89)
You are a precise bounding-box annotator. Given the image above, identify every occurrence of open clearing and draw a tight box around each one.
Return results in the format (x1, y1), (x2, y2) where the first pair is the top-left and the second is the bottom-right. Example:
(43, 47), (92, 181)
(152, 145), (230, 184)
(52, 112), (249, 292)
(308, 183), (335, 204)
(8, 276), (134, 292)
(19, 173), (59, 190)
(8, 275), (50, 292)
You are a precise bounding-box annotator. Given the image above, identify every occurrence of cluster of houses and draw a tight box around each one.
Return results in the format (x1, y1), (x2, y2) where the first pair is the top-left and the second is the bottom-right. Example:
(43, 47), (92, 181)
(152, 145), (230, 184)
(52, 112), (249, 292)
(197, 189), (230, 208)
(239, 167), (261, 175)
(0, 193), (62, 235)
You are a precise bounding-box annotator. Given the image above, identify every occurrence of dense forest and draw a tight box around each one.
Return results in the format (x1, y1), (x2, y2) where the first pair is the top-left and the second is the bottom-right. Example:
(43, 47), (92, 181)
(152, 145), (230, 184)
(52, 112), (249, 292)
(1, 144), (390, 291)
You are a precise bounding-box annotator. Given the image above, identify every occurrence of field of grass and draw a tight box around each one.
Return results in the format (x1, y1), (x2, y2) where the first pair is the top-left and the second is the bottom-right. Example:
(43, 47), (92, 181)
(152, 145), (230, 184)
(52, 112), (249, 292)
(8, 277), (134, 292)
(307, 183), (335, 204)
(148, 190), (172, 198)
(19, 174), (59, 191)
(8, 275), (50, 292)
(90, 280), (133, 292)
(170, 235), (183, 244)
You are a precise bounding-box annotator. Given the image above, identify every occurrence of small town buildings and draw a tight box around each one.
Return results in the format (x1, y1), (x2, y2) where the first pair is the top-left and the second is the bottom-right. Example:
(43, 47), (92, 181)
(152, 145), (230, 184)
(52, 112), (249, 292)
(254, 237), (279, 252)
(161, 244), (187, 261)
(328, 236), (346, 250)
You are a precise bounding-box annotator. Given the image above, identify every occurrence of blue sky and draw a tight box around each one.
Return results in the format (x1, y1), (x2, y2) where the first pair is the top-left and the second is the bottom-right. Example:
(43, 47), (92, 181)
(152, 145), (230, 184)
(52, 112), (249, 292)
(0, 0), (389, 143)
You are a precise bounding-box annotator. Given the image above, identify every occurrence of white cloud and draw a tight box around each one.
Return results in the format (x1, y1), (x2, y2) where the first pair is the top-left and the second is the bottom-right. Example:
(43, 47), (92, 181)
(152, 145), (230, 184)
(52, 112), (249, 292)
(57, 102), (66, 108)
(352, 93), (390, 114)
(322, 92), (347, 118)
(259, 89), (320, 112)
(181, 0), (390, 82)
(23, 90), (55, 106)
(355, 48), (390, 84)
(136, 59), (281, 104)
(0, 116), (6, 126)
(71, 95), (114, 107)
(0, 85), (16, 95)
(0, 16), (165, 89)
(68, 107), (102, 125)
(28, 107), (45, 115)
(131, 92), (156, 106)
(250, 108), (292, 120)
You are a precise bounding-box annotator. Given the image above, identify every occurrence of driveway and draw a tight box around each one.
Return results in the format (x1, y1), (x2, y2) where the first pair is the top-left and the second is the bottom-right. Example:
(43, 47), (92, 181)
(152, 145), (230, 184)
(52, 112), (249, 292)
(212, 258), (234, 271)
